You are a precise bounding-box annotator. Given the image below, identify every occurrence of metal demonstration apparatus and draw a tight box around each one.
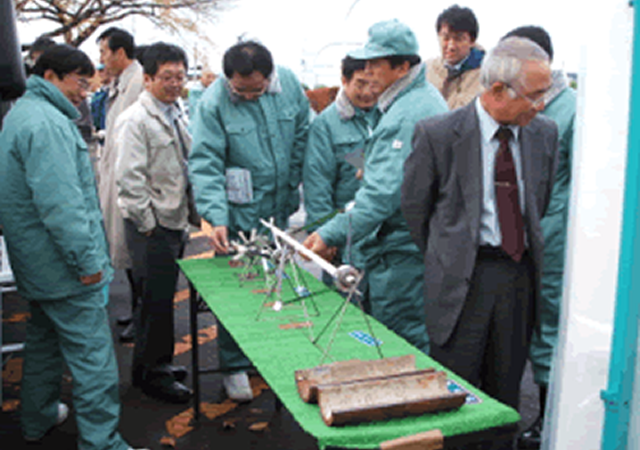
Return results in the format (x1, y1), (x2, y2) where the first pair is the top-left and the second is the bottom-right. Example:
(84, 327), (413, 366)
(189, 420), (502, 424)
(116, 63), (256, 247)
(225, 218), (381, 363)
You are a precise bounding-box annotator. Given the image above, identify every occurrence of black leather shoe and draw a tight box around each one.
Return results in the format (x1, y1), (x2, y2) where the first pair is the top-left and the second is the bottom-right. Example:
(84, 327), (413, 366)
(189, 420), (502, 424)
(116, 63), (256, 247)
(119, 322), (135, 343)
(117, 314), (133, 326)
(132, 366), (144, 388)
(167, 365), (188, 383)
(133, 365), (188, 387)
(141, 377), (192, 404)
(517, 415), (542, 449)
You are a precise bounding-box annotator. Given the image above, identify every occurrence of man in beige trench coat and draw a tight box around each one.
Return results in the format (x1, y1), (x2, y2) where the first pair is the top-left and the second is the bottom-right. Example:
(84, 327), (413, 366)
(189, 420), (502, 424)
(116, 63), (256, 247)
(97, 27), (144, 340)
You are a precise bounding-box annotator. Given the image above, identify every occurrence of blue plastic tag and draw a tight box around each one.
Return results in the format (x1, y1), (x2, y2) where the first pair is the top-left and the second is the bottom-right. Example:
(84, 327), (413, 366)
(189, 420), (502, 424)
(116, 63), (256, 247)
(348, 330), (383, 347)
(447, 379), (482, 404)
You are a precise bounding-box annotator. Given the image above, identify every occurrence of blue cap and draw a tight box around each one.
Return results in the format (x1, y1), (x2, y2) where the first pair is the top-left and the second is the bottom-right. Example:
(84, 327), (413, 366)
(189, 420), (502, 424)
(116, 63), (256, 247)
(348, 19), (419, 60)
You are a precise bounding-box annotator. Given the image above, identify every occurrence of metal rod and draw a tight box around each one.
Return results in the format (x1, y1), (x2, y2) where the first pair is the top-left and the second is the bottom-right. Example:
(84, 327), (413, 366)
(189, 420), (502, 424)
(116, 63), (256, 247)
(260, 218), (338, 277)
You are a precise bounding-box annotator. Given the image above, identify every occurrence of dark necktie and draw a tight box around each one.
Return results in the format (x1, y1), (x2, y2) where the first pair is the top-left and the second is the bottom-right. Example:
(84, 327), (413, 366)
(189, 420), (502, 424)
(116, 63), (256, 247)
(446, 65), (462, 80)
(494, 127), (525, 262)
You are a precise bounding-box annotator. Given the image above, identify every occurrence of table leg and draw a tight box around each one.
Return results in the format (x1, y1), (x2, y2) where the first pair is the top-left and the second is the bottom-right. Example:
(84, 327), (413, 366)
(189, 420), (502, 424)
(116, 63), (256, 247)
(189, 281), (200, 423)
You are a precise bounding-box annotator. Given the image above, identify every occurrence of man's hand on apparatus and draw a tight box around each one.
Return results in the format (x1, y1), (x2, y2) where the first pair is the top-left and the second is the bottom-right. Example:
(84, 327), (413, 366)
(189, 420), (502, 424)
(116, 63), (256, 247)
(302, 232), (338, 262)
(202, 219), (229, 254)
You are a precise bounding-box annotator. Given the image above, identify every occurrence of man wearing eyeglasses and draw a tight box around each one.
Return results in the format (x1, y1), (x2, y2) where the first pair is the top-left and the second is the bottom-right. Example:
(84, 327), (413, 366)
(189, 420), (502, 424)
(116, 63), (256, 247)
(401, 37), (558, 447)
(114, 42), (197, 404)
(426, 5), (484, 110)
(0, 44), (146, 450)
(189, 40), (309, 401)
(501, 26), (577, 450)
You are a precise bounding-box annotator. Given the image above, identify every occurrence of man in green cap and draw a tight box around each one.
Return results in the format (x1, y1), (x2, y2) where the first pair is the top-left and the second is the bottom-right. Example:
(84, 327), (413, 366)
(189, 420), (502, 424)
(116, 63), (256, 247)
(303, 19), (448, 354)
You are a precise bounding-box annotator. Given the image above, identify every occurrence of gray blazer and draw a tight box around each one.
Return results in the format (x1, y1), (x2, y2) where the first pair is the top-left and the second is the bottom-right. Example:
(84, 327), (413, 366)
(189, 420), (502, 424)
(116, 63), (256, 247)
(401, 101), (559, 346)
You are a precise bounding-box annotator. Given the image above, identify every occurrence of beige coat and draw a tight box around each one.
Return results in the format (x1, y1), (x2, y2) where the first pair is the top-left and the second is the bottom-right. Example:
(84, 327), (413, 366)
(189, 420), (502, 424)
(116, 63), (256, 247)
(98, 60), (144, 269)
(426, 56), (483, 110)
(115, 91), (192, 234)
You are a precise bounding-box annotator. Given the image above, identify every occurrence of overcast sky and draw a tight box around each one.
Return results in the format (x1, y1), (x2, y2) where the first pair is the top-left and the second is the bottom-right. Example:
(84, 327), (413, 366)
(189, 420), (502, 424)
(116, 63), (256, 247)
(17, 0), (595, 87)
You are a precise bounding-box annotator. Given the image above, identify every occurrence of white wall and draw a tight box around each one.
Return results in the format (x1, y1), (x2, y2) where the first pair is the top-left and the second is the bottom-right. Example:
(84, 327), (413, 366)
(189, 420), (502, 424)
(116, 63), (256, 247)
(543, 2), (634, 449)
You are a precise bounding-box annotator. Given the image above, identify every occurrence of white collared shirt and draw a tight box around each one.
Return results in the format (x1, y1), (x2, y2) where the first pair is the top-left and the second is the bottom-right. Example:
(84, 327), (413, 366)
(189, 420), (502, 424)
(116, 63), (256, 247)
(475, 97), (526, 246)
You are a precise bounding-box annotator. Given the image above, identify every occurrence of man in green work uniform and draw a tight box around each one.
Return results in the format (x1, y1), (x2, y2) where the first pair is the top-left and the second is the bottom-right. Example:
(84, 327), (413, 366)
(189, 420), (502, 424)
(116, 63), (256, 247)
(502, 26), (577, 450)
(303, 20), (448, 355)
(189, 41), (309, 401)
(0, 45), (144, 450)
(303, 55), (379, 280)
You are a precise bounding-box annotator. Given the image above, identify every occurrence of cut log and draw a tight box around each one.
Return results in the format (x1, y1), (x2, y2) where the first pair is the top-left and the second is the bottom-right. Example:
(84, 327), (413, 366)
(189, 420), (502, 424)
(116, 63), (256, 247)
(317, 370), (467, 426)
(295, 355), (417, 403)
(379, 429), (444, 450)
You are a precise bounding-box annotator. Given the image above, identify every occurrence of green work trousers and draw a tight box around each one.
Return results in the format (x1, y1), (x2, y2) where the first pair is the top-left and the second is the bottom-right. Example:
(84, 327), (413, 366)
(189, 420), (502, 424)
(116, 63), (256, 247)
(218, 323), (252, 371)
(367, 251), (430, 355)
(529, 270), (562, 386)
(21, 289), (129, 450)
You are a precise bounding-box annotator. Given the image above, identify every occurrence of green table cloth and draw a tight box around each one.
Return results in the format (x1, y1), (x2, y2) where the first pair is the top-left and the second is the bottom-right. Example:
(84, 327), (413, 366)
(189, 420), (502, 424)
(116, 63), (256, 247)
(178, 256), (520, 449)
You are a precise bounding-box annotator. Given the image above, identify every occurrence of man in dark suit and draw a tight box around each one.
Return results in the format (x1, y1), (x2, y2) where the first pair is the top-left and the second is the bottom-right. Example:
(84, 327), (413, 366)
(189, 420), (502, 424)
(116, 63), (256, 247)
(401, 37), (558, 417)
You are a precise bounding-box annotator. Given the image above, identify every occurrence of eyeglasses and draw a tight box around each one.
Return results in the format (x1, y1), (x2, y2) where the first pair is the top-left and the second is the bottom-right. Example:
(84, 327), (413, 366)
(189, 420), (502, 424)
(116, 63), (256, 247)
(228, 80), (268, 99)
(68, 74), (90, 91)
(507, 85), (552, 108)
(155, 74), (186, 84)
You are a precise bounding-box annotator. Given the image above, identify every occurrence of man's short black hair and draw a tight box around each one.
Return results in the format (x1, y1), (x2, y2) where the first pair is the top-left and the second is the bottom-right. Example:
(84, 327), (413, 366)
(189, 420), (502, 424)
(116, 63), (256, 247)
(341, 56), (367, 80)
(503, 26), (554, 61)
(29, 35), (56, 58)
(135, 45), (149, 65)
(386, 54), (421, 69)
(436, 5), (479, 42)
(223, 41), (273, 79)
(32, 44), (95, 79)
(142, 42), (188, 76)
(97, 27), (135, 59)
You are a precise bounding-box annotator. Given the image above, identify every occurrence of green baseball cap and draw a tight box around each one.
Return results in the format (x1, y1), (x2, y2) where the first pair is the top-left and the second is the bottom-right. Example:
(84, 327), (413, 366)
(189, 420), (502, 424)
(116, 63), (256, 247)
(348, 19), (419, 60)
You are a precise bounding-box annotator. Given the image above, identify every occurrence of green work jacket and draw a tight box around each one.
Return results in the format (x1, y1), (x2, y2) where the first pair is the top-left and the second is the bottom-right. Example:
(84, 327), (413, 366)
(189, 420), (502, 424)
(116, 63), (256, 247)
(541, 79), (577, 275)
(318, 63), (448, 262)
(189, 66), (309, 235)
(0, 76), (113, 300)
(303, 92), (380, 230)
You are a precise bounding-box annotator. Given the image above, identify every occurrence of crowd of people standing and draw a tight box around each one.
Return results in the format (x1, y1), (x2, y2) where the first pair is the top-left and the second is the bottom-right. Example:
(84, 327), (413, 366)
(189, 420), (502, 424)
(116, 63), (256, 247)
(0, 4), (575, 450)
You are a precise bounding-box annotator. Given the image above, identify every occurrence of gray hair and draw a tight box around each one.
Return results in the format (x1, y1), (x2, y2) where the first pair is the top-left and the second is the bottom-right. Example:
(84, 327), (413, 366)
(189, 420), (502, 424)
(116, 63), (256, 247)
(480, 36), (550, 89)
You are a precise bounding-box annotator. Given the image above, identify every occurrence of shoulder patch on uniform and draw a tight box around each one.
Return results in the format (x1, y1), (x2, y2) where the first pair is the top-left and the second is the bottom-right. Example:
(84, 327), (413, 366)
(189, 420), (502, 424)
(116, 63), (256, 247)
(392, 139), (403, 149)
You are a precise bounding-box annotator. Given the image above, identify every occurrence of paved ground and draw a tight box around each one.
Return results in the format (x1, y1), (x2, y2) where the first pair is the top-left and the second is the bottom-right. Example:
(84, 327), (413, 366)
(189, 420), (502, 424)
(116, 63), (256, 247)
(1, 225), (540, 449)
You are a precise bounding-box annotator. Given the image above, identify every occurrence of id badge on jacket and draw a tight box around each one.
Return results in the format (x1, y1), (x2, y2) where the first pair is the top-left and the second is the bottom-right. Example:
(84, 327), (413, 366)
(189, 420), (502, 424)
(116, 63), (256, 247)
(226, 168), (253, 204)
(342, 147), (365, 171)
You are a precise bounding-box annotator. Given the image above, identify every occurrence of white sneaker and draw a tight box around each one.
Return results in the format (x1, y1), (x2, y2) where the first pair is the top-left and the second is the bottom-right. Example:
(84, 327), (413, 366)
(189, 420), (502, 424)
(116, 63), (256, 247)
(24, 402), (69, 442)
(223, 371), (253, 402)
(56, 402), (69, 426)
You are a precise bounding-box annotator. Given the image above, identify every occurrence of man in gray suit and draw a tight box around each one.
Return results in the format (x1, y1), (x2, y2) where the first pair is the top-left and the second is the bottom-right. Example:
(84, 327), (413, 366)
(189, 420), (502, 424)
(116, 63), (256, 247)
(401, 37), (558, 418)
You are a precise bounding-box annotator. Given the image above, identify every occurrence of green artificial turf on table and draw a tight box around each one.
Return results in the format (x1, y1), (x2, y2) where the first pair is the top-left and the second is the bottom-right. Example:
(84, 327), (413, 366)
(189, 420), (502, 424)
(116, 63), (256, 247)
(178, 256), (520, 449)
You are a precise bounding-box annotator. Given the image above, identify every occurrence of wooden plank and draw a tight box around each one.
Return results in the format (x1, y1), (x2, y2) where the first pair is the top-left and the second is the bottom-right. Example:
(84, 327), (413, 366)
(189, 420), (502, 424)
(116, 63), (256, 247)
(317, 370), (467, 426)
(295, 355), (417, 403)
(379, 430), (444, 450)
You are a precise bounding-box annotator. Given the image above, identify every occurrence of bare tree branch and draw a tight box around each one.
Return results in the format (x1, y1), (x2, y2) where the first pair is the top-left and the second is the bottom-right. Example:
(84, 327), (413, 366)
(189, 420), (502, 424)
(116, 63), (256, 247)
(14, 0), (232, 47)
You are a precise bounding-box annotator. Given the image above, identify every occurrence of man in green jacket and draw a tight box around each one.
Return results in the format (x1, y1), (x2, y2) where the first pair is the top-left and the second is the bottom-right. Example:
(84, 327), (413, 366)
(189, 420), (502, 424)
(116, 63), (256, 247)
(303, 20), (448, 355)
(303, 55), (379, 275)
(503, 27), (577, 450)
(189, 41), (309, 401)
(0, 45), (143, 450)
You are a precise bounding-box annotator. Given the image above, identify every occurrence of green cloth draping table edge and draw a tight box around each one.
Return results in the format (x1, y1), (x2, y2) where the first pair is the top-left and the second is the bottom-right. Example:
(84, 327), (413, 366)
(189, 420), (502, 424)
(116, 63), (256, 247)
(178, 256), (520, 449)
